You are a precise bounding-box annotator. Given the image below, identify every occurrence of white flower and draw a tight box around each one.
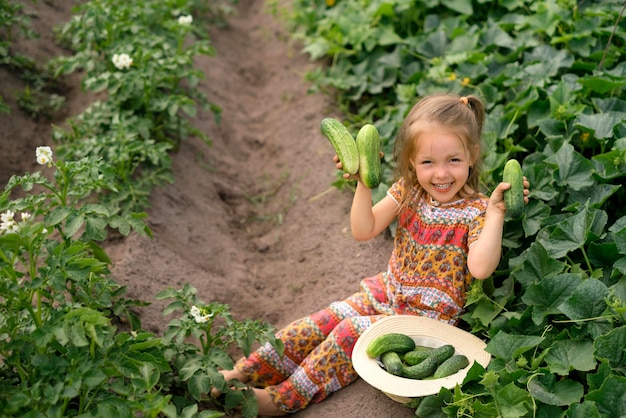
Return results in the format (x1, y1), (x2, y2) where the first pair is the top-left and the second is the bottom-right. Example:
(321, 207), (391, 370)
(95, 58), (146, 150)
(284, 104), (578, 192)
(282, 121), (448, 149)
(21, 212), (31, 222)
(178, 15), (193, 25)
(0, 210), (17, 234)
(0, 210), (15, 223)
(36, 146), (53, 166)
(112, 53), (133, 70)
(190, 305), (213, 323)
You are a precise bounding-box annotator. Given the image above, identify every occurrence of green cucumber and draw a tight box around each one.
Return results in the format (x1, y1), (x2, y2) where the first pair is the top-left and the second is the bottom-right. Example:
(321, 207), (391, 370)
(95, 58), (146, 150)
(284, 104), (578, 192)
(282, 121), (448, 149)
(365, 333), (416, 358)
(429, 344), (455, 365)
(355, 124), (382, 189)
(380, 351), (404, 376)
(503, 159), (524, 218)
(401, 355), (439, 380)
(403, 348), (433, 366)
(433, 354), (470, 379)
(320, 118), (359, 175)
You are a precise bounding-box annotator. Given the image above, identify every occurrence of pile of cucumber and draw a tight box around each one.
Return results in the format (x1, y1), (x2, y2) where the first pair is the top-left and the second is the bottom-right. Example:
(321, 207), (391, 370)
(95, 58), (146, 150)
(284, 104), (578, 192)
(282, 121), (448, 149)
(366, 333), (469, 380)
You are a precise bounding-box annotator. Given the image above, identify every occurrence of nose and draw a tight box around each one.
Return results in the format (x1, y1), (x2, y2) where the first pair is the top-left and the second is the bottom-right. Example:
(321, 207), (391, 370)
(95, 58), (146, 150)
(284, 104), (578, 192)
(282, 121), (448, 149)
(434, 163), (448, 178)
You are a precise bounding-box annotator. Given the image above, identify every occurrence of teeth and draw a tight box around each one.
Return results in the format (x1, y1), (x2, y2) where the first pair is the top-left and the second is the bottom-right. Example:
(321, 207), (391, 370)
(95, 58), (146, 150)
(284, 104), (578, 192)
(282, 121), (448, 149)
(434, 183), (451, 189)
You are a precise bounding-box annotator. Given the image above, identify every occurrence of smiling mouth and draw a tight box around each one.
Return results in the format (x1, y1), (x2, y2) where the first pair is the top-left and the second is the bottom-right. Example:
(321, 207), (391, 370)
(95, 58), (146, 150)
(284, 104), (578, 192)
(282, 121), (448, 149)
(433, 183), (452, 190)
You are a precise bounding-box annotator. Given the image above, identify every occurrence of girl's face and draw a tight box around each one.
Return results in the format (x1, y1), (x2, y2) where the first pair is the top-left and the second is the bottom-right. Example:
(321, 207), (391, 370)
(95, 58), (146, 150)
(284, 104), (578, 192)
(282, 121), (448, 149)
(412, 126), (476, 204)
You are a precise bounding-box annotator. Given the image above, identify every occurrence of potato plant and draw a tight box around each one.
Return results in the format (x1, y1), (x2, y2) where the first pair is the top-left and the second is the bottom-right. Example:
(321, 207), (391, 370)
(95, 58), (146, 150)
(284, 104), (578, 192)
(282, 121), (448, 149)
(49, 0), (226, 215)
(0, 1), (283, 417)
(0, 148), (282, 417)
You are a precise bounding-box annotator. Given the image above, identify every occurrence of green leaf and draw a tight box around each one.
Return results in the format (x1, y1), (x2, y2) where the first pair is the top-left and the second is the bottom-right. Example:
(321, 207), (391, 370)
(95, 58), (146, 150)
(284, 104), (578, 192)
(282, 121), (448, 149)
(594, 326), (626, 369)
(444, 0), (473, 15)
(586, 374), (626, 417)
(510, 242), (567, 287)
(521, 273), (582, 325)
(544, 142), (594, 191)
(188, 372), (211, 401)
(522, 200), (551, 236)
(495, 382), (532, 417)
(543, 339), (596, 375)
(45, 207), (72, 226)
(575, 111), (626, 139)
(486, 331), (544, 362)
(527, 373), (583, 406)
(208, 347), (235, 371)
(65, 213), (85, 237)
(567, 401), (601, 418)
(179, 359), (202, 381)
(558, 279), (609, 321)
(537, 204), (607, 259)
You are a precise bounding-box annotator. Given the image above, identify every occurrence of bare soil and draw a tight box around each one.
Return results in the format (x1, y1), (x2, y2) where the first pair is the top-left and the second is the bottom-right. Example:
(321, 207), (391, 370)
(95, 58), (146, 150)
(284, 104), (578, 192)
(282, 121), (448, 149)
(1, 1), (415, 416)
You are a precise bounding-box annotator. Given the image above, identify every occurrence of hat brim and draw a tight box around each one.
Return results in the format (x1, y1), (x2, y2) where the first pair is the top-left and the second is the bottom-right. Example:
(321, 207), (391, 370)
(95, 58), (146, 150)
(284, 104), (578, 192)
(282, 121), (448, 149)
(352, 315), (491, 401)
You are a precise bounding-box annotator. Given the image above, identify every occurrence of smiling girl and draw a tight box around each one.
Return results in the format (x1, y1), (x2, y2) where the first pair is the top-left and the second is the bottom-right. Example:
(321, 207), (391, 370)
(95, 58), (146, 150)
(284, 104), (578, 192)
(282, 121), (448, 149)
(213, 93), (530, 416)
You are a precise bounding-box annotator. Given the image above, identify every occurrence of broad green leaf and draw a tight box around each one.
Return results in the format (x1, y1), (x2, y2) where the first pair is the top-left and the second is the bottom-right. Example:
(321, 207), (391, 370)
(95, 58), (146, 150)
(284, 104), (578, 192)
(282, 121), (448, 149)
(527, 373), (583, 406)
(486, 331), (544, 361)
(188, 372), (211, 401)
(522, 200), (551, 236)
(45, 207), (72, 226)
(510, 242), (567, 287)
(577, 75), (626, 95)
(84, 216), (107, 241)
(225, 388), (257, 418)
(594, 326), (626, 369)
(521, 273), (582, 324)
(208, 347), (235, 371)
(568, 184), (621, 210)
(575, 111), (626, 139)
(543, 339), (596, 375)
(414, 392), (451, 418)
(567, 401), (601, 418)
(443, 0), (473, 15)
(537, 204), (607, 259)
(592, 150), (626, 181)
(544, 142), (594, 191)
(558, 278), (609, 321)
(609, 216), (626, 255)
(495, 382), (531, 418)
(586, 375), (626, 417)
(65, 213), (85, 237)
(179, 360), (202, 381)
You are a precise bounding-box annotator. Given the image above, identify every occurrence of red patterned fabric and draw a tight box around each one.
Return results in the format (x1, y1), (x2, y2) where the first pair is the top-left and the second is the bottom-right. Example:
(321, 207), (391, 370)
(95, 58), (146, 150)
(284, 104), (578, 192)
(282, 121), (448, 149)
(233, 179), (489, 412)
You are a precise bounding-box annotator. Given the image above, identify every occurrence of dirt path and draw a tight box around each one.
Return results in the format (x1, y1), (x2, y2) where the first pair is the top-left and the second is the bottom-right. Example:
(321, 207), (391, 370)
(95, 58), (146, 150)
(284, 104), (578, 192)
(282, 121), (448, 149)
(2, 0), (415, 416)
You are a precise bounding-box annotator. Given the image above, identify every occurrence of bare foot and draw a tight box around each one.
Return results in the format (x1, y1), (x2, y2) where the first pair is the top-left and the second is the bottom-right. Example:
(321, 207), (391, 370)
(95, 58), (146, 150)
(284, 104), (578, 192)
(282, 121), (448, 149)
(210, 369), (249, 397)
(253, 388), (287, 417)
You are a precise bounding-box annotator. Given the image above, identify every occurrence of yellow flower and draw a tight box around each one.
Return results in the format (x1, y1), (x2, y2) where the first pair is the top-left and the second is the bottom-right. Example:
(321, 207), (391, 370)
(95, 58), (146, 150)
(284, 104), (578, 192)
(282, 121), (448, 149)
(580, 132), (590, 143)
(326, 0), (336, 7)
(448, 72), (457, 81)
(461, 77), (471, 87)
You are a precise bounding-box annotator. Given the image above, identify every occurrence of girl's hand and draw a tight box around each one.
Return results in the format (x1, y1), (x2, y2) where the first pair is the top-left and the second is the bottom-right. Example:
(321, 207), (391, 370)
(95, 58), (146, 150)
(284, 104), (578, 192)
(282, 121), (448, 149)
(333, 151), (384, 181)
(489, 177), (530, 214)
(332, 155), (357, 180)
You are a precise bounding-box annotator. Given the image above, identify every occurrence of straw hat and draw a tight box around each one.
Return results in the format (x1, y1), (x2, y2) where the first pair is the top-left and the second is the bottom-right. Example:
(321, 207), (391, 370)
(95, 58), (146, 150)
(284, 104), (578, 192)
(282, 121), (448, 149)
(352, 315), (491, 403)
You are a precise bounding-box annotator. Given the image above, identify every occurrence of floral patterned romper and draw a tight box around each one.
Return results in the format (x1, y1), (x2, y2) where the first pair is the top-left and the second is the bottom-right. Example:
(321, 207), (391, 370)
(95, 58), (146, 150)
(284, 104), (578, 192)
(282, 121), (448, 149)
(234, 178), (489, 413)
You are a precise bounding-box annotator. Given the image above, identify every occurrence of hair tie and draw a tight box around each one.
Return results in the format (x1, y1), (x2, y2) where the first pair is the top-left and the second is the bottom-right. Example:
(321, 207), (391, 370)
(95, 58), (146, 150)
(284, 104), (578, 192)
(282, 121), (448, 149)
(459, 96), (469, 105)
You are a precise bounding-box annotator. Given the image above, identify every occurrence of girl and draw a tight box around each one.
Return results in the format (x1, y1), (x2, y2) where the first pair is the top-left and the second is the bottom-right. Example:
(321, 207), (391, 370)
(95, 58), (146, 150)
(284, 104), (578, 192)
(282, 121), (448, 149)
(213, 93), (530, 416)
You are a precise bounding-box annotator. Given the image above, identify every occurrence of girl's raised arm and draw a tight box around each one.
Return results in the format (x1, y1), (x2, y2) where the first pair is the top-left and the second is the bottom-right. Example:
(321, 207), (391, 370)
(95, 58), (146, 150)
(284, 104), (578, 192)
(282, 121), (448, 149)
(350, 182), (399, 241)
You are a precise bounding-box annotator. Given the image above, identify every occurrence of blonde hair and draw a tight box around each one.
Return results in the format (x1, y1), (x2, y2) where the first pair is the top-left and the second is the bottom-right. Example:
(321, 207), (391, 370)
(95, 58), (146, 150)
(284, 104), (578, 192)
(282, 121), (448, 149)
(393, 93), (485, 209)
